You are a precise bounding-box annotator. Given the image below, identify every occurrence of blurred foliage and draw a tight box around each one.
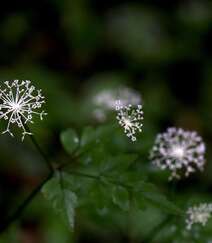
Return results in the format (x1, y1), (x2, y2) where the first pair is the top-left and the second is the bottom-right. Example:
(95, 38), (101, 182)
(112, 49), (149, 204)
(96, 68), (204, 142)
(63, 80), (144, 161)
(0, 0), (212, 242)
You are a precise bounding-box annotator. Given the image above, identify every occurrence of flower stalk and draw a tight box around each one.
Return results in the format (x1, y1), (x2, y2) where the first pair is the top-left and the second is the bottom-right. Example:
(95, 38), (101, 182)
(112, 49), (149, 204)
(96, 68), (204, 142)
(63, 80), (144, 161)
(23, 122), (54, 173)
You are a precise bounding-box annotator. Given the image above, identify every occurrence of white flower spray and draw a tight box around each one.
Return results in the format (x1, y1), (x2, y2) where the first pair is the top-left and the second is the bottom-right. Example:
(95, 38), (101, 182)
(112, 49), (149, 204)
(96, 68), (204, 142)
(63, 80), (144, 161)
(150, 127), (206, 180)
(116, 100), (143, 142)
(0, 80), (47, 140)
(93, 86), (141, 122)
(186, 203), (212, 230)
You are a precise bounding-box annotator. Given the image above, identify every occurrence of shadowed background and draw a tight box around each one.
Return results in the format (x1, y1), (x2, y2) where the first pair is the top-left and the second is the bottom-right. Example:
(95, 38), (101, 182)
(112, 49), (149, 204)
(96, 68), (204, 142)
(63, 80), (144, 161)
(0, 0), (212, 242)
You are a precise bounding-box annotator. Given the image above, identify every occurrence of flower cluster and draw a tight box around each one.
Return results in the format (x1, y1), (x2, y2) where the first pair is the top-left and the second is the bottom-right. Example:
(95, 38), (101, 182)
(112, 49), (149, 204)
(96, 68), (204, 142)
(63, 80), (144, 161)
(93, 86), (141, 121)
(0, 80), (47, 140)
(116, 100), (143, 142)
(150, 127), (205, 180)
(186, 203), (212, 230)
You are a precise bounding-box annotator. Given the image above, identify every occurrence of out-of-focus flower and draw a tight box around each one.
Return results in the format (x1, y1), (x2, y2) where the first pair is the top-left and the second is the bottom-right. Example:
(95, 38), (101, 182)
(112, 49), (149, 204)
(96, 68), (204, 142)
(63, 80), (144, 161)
(150, 127), (206, 180)
(0, 80), (47, 140)
(116, 100), (143, 142)
(93, 86), (141, 122)
(186, 203), (212, 230)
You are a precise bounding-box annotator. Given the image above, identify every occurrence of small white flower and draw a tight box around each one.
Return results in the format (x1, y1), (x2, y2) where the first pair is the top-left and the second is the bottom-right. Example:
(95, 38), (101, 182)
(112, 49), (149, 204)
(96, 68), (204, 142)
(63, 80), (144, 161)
(186, 203), (212, 230)
(150, 127), (206, 180)
(0, 80), (47, 140)
(93, 90), (116, 110)
(116, 100), (144, 142)
(93, 86), (141, 121)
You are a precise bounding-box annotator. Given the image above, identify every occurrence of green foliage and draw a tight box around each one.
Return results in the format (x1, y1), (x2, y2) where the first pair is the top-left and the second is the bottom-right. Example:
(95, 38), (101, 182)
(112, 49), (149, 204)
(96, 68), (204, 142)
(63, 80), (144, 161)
(42, 172), (78, 230)
(111, 185), (130, 211)
(79, 124), (117, 154)
(142, 192), (183, 216)
(60, 128), (80, 155)
(41, 125), (183, 235)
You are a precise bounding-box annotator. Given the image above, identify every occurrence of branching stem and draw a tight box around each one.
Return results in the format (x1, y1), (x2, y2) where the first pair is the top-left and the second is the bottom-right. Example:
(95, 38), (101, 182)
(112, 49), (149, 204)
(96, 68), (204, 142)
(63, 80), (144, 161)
(67, 170), (132, 189)
(0, 123), (54, 234)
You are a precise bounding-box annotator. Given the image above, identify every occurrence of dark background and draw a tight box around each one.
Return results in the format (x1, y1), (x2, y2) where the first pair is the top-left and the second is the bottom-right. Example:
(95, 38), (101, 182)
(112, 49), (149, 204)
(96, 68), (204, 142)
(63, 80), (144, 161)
(0, 0), (212, 242)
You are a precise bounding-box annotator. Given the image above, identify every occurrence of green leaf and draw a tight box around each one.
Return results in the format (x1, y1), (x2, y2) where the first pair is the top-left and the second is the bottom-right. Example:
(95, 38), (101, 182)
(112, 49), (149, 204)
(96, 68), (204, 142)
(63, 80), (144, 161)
(62, 172), (95, 207)
(131, 181), (182, 214)
(100, 154), (138, 176)
(80, 126), (95, 147)
(89, 180), (113, 215)
(142, 192), (183, 216)
(42, 174), (78, 230)
(112, 185), (130, 211)
(117, 170), (147, 187)
(78, 126), (100, 156)
(60, 128), (79, 155)
(135, 181), (159, 193)
(79, 125), (116, 153)
(133, 181), (159, 210)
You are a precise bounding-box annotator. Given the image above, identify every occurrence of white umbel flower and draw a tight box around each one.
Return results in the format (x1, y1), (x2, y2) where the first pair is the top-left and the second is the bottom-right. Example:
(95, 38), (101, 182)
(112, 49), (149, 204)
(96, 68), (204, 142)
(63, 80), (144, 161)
(150, 127), (206, 180)
(116, 100), (143, 142)
(93, 86), (141, 122)
(0, 80), (47, 140)
(186, 203), (212, 230)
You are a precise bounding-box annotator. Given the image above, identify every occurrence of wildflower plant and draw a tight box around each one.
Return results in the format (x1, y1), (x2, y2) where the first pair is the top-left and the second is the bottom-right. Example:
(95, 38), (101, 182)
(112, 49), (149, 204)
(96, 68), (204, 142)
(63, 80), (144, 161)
(0, 80), (212, 243)
(186, 203), (212, 230)
(0, 80), (47, 140)
(150, 127), (206, 180)
(116, 100), (144, 141)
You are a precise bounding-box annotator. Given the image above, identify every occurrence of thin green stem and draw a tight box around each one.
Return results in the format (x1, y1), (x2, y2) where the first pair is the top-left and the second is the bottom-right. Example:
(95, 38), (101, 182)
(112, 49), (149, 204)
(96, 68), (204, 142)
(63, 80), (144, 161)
(144, 215), (173, 243)
(0, 122), (54, 234)
(0, 172), (53, 234)
(24, 123), (54, 173)
(68, 170), (100, 180)
(67, 170), (132, 189)
(58, 169), (66, 211)
(57, 156), (79, 171)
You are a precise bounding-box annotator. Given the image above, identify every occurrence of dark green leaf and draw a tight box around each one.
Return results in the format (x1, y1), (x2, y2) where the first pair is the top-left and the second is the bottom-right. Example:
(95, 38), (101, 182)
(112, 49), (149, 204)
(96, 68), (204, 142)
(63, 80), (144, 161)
(42, 174), (78, 230)
(80, 126), (95, 147)
(112, 185), (130, 211)
(142, 192), (183, 216)
(117, 171), (147, 186)
(89, 180), (113, 215)
(62, 172), (95, 206)
(79, 125), (116, 154)
(131, 181), (182, 214)
(60, 128), (79, 155)
(135, 181), (159, 193)
(100, 154), (137, 176)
